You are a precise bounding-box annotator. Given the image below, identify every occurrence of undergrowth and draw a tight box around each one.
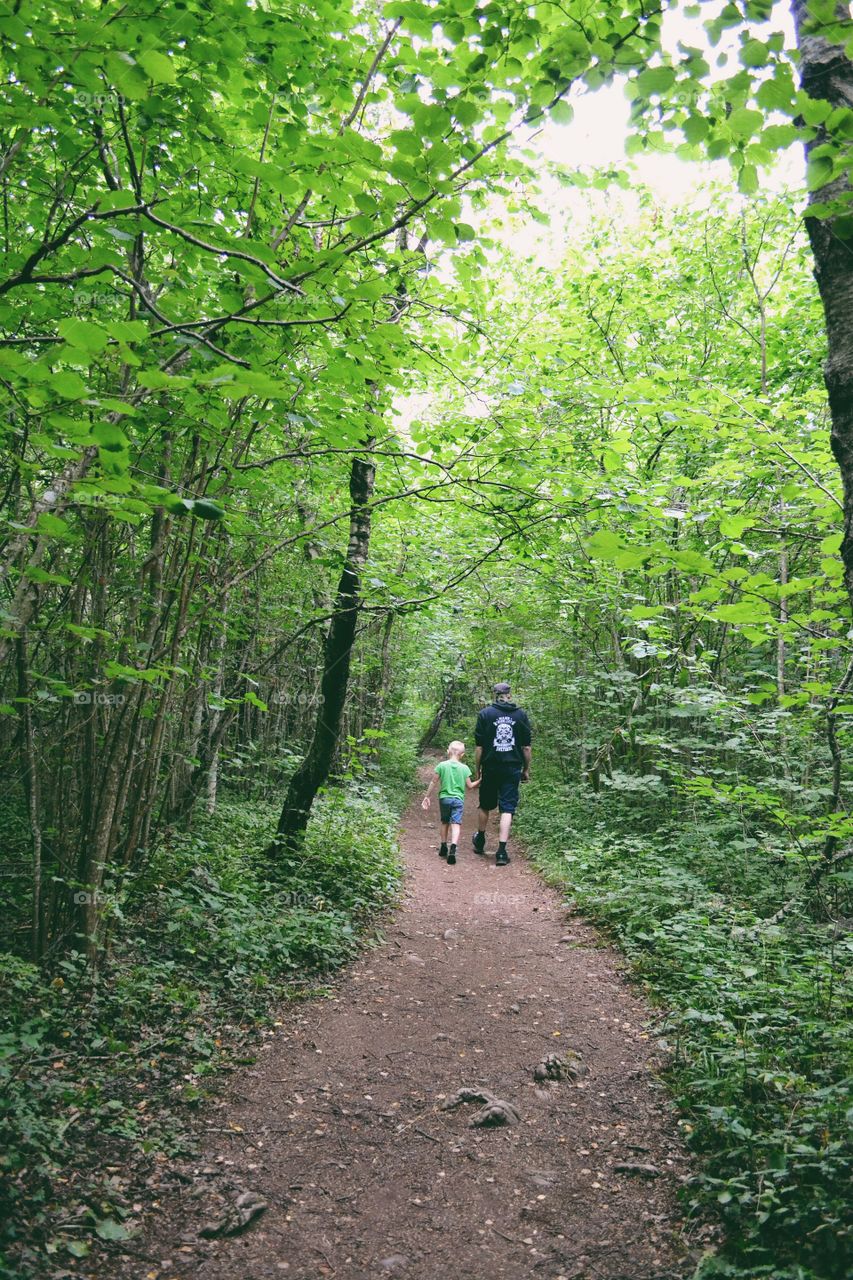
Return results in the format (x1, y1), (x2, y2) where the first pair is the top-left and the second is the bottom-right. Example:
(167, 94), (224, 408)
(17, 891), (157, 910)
(0, 784), (402, 1279)
(519, 782), (853, 1280)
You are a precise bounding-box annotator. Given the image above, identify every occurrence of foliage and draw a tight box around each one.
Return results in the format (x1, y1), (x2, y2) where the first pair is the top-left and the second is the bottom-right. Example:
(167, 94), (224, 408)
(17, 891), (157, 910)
(0, 788), (401, 1278)
(519, 779), (853, 1280)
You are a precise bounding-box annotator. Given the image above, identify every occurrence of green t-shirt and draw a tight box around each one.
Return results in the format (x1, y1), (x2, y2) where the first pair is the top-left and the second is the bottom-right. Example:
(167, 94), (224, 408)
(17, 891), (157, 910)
(434, 759), (471, 800)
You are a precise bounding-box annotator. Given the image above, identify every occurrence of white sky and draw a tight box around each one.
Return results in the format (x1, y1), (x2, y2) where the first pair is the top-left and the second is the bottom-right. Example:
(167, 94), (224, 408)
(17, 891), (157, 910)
(395, 1), (805, 428)
(510, 0), (802, 244)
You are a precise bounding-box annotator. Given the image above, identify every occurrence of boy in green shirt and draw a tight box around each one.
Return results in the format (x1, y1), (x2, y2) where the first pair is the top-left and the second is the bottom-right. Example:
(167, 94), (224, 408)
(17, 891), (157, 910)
(421, 741), (480, 865)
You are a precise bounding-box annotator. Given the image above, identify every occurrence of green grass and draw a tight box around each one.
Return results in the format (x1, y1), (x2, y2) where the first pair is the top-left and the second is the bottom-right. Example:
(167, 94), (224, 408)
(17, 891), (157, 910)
(0, 785), (402, 1279)
(518, 782), (853, 1280)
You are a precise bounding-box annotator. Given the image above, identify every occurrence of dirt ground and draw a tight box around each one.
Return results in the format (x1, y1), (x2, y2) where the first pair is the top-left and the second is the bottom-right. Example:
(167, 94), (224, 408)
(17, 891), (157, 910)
(103, 766), (702, 1280)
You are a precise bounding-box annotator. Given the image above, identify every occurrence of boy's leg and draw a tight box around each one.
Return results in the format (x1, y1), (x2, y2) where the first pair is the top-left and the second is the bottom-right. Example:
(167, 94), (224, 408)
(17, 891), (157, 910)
(439, 817), (449, 857)
(447, 800), (462, 864)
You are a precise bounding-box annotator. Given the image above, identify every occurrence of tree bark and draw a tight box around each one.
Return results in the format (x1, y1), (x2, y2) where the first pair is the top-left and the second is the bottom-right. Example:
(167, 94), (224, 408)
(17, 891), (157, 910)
(272, 448), (376, 852)
(792, 2), (853, 602)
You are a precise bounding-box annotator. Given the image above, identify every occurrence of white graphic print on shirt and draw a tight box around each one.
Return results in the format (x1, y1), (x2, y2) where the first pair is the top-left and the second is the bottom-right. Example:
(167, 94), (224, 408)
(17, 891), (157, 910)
(494, 717), (515, 753)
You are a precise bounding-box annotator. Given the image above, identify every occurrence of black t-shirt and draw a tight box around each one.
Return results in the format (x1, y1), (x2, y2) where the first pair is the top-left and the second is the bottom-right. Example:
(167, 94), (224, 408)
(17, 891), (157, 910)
(475, 701), (532, 772)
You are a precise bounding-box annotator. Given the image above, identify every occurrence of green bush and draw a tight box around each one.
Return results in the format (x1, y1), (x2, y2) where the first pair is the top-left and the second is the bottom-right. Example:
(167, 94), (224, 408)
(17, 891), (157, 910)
(519, 783), (853, 1280)
(0, 789), (401, 1278)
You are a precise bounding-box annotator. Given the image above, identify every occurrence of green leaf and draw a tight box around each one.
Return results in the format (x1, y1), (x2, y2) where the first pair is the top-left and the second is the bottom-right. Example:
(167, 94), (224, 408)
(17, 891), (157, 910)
(636, 66), (676, 97)
(711, 602), (772, 624)
(94, 1218), (131, 1241)
(806, 153), (834, 191)
(191, 499), (226, 521)
(720, 515), (753, 537)
(57, 318), (110, 353)
(739, 39), (769, 68)
(93, 422), (128, 452)
(682, 115), (709, 144)
(36, 513), (71, 537)
(550, 100), (574, 125)
(52, 372), (88, 399)
(586, 529), (621, 558)
(728, 107), (763, 140)
(737, 164), (759, 195)
(137, 49), (177, 84)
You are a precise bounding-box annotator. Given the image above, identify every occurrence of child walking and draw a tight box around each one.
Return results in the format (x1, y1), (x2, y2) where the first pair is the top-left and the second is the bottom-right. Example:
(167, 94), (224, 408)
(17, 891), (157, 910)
(421, 741), (480, 865)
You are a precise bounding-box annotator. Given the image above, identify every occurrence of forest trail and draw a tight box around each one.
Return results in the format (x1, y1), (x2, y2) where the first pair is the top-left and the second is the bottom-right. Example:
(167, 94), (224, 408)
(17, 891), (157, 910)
(110, 765), (696, 1280)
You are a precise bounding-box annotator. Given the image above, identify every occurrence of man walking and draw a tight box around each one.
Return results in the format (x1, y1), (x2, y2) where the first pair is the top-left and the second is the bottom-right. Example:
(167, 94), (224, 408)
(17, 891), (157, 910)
(472, 682), (532, 866)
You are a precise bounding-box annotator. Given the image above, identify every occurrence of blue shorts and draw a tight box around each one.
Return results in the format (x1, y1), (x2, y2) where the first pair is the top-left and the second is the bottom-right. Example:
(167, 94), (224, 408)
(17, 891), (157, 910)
(439, 796), (464, 824)
(479, 768), (522, 815)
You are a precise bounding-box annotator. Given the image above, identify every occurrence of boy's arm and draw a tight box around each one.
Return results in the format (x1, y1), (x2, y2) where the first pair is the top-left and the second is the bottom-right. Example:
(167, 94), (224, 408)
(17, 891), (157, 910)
(421, 771), (438, 809)
(466, 775), (480, 789)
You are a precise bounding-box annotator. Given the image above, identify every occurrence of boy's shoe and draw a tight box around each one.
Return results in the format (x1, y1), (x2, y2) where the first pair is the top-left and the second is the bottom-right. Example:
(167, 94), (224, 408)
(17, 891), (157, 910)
(472, 831), (486, 856)
(447, 849), (457, 865)
(495, 848), (510, 866)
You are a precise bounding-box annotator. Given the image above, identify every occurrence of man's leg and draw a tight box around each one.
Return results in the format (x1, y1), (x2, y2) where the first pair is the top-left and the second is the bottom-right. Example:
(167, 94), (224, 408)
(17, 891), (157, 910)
(474, 773), (497, 854)
(495, 772), (521, 865)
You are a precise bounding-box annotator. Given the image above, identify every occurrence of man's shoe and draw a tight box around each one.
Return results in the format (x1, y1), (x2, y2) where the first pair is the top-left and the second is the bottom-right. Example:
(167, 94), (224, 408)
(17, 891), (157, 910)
(472, 831), (486, 856)
(447, 850), (456, 865)
(495, 849), (510, 866)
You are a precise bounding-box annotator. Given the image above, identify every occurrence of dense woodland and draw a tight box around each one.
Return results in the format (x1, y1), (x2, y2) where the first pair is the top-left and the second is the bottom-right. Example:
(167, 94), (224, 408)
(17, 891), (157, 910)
(1, 1), (852, 1277)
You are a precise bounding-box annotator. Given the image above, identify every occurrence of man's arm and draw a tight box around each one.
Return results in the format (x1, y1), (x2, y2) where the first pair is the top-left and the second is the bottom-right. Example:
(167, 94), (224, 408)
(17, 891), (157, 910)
(521, 745), (532, 781)
(474, 744), (482, 778)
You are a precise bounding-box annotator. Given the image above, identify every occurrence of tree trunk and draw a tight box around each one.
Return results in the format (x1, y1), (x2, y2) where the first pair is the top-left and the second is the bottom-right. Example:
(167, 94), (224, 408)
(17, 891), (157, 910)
(792, 2), (853, 603)
(15, 633), (42, 959)
(272, 449), (376, 852)
(418, 657), (464, 753)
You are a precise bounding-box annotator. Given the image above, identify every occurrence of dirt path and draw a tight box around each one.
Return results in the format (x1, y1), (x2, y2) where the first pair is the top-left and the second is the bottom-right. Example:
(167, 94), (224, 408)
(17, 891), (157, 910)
(112, 768), (697, 1280)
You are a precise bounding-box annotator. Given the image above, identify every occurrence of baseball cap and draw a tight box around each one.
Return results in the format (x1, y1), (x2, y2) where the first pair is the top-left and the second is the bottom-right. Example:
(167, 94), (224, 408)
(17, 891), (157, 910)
(493, 681), (512, 695)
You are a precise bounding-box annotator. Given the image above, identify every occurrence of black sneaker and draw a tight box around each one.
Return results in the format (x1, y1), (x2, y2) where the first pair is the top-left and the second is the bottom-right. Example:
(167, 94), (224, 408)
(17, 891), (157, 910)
(495, 848), (510, 866)
(472, 831), (486, 856)
(447, 849), (457, 865)
(439, 844), (448, 859)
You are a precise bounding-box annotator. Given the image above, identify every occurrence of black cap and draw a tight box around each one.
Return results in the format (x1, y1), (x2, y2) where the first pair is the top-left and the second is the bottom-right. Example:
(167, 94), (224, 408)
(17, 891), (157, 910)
(493, 681), (512, 695)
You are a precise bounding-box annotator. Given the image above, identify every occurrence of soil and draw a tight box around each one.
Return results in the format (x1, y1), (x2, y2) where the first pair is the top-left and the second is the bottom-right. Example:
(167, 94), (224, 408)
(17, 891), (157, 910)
(104, 764), (703, 1280)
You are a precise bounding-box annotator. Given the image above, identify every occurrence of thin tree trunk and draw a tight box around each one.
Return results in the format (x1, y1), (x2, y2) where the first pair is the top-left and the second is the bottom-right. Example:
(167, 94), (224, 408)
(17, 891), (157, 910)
(16, 633), (42, 958)
(418, 656), (464, 752)
(206, 591), (230, 814)
(272, 448), (376, 852)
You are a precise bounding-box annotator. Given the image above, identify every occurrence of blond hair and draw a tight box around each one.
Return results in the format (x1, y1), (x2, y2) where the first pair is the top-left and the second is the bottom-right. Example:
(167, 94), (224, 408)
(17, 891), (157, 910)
(447, 740), (465, 757)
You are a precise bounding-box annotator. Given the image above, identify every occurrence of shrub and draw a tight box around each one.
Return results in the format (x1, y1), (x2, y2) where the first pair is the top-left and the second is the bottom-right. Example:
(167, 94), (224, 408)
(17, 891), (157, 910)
(0, 789), (402, 1278)
(519, 782), (853, 1280)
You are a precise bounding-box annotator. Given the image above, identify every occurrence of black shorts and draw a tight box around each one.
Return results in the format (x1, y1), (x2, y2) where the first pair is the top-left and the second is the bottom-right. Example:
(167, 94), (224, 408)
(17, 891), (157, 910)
(479, 768), (522, 815)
